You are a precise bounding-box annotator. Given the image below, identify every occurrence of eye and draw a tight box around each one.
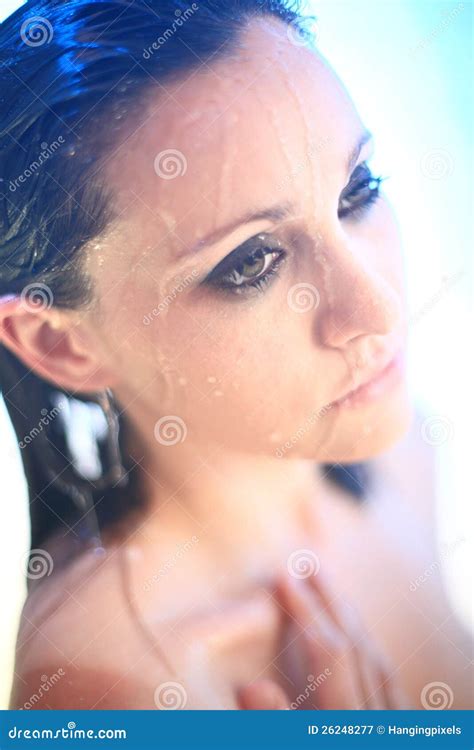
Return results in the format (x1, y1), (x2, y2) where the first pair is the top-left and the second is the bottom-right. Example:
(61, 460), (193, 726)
(338, 163), (386, 220)
(204, 234), (287, 296)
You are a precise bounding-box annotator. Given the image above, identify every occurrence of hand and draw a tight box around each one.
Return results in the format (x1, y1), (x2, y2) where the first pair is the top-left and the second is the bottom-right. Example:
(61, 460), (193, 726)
(237, 570), (411, 710)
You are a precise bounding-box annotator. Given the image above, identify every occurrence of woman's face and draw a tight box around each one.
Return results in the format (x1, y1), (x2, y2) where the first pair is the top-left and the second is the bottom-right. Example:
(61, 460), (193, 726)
(85, 17), (411, 464)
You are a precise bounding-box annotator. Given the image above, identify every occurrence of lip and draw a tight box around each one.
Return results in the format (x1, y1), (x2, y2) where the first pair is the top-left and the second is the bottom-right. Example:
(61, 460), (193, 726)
(331, 350), (405, 409)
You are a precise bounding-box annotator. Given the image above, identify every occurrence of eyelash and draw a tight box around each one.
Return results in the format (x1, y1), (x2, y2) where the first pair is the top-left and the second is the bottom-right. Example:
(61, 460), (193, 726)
(338, 163), (386, 220)
(206, 163), (386, 296)
(205, 237), (287, 297)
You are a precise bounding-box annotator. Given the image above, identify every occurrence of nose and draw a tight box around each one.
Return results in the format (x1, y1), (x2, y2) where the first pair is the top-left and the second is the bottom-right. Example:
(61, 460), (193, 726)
(317, 246), (401, 348)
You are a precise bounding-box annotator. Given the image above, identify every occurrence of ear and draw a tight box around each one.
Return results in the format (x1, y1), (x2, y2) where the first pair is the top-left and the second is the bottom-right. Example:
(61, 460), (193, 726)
(0, 294), (119, 394)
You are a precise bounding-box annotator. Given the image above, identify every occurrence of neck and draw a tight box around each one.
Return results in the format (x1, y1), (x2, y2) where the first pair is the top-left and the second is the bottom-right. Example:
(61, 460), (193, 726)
(128, 429), (325, 589)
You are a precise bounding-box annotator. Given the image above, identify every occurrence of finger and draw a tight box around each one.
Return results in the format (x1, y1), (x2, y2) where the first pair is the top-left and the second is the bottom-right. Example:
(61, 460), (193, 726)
(277, 573), (406, 710)
(300, 629), (361, 709)
(334, 608), (389, 710)
(237, 679), (290, 710)
(359, 636), (412, 710)
(276, 575), (340, 649)
(277, 576), (362, 709)
(306, 568), (360, 638)
(377, 662), (412, 709)
(303, 576), (392, 709)
(352, 638), (387, 709)
(297, 573), (410, 710)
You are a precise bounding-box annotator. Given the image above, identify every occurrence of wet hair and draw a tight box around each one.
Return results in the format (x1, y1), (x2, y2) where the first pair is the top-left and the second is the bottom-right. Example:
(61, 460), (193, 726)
(0, 0), (365, 563)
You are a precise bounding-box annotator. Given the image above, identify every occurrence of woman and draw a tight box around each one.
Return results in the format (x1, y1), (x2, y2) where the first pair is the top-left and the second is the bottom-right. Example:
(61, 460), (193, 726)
(0, 0), (471, 710)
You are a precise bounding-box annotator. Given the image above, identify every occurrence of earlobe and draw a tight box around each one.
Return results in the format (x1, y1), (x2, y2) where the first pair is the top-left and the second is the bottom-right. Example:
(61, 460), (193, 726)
(0, 295), (116, 395)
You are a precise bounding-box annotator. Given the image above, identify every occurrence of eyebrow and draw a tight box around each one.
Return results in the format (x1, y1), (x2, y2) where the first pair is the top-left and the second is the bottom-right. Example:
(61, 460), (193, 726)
(188, 129), (373, 255)
(347, 129), (373, 174)
(190, 201), (295, 255)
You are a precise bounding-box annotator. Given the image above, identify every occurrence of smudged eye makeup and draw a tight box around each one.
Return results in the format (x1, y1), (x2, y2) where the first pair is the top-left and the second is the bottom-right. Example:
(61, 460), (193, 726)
(338, 162), (386, 220)
(204, 234), (287, 296)
(205, 162), (386, 296)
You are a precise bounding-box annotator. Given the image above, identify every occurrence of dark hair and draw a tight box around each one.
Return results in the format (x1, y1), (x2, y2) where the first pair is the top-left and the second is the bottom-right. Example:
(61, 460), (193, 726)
(0, 0), (365, 564)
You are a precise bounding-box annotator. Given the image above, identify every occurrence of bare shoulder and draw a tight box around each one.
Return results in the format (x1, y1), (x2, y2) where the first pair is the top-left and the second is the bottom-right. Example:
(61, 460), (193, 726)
(10, 544), (176, 709)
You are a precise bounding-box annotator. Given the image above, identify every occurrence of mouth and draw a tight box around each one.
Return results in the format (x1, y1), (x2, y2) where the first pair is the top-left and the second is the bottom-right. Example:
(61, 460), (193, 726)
(330, 350), (405, 409)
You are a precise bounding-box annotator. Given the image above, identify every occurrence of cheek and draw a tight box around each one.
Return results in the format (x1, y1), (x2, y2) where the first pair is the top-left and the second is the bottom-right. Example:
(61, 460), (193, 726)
(138, 297), (326, 451)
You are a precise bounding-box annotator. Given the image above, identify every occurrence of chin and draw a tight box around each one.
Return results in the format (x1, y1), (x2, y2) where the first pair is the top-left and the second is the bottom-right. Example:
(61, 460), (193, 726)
(317, 383), (413, 464)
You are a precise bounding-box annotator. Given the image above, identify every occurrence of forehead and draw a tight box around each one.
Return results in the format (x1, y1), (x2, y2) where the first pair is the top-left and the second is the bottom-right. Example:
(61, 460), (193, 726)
(103, 17), (362, 261)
